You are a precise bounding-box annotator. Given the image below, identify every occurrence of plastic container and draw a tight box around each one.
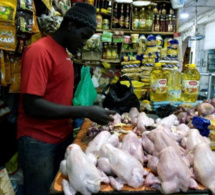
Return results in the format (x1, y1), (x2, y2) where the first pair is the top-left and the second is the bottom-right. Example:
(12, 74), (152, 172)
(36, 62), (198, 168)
(181, 64), (200, 102)
(150, 62), (167, 102)
(167, 67), (182, 102)
(192, 116), (215, 150)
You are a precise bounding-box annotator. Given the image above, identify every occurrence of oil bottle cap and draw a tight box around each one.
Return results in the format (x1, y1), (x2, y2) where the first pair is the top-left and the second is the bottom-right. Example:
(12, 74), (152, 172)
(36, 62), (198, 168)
(186, 64), (196, 68)
(154, 63), (162, 67)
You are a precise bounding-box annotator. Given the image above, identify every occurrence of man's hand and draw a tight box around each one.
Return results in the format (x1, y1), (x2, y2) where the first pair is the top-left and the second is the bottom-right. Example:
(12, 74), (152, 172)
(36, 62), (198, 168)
(87, 106), (116, 125)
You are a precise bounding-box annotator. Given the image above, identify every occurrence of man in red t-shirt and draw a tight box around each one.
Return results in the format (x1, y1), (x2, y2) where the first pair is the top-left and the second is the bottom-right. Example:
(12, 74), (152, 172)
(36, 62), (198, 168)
(17, 3), (115, 195)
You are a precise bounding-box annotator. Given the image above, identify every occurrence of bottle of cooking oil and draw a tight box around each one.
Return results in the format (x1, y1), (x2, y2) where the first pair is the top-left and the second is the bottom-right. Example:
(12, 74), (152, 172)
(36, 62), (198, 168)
(150, 62), (167, 101)
(132, 8), (139, 30)
(163, 68), (172, 80)
(145, 5), (153, 31)
(181, 64), (200, 102)
(167, 66), (182, 102)
(139, 7), (147, 30)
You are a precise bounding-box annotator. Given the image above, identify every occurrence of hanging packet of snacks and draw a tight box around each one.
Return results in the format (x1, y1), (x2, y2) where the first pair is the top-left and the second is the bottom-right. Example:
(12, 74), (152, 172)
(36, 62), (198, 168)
(16, 11), (39, 34)
(9, 57), (22, 93)
(17, 0), (39, 34)
(0, 22), (17, 51)
(0, 0), (17, 25)
(17, 0), (33, 12)
(53, 0), (71, 16)
(0, 50), (7, 86)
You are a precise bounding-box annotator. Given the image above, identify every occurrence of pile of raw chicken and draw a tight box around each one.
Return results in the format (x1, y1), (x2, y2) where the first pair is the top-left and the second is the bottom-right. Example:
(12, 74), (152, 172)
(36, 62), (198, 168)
(60, 107), (215, 195)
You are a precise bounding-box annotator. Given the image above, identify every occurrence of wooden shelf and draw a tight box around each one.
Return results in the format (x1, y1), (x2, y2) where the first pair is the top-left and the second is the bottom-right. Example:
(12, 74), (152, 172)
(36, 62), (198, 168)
(73, 59), (101, 65)
(101, 59), (121, 63)
(96, 12), (111, 17)
(96, 29), (174, 35)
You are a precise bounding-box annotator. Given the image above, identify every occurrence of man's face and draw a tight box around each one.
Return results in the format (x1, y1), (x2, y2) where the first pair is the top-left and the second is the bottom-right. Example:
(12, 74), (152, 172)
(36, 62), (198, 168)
(65, 24), (95, 55)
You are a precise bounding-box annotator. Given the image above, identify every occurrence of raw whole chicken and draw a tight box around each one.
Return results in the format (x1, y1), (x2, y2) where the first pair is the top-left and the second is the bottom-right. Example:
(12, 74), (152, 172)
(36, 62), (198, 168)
(100, 143), (145, 188)
(85, 131), (111, 155)
(193, 143), (215, 194)
(128, 107), (139, 125)
(157, 146), (191, 194)
(137, 112), (154, 133)
(61, 144), (102, 195)
(156, 114), (178, 127)
(185, 129), (210, 153)
(146, 129), (184, 157)
(121, 132), (145, 163)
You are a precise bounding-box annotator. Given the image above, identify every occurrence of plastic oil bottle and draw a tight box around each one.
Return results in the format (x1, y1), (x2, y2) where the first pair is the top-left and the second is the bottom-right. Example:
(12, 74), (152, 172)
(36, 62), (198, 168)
(150, 62), (167, 101)
(167, 66), (182, 102)
(181, 64), (200, 102)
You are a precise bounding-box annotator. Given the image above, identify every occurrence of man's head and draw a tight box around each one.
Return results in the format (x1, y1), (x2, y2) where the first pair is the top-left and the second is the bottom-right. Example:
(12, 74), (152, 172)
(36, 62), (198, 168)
(59, 2), (97, 55)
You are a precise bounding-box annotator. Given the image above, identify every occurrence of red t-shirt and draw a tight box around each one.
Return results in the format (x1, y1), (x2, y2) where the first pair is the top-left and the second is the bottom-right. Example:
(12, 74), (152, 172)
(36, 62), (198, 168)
(17, 36), (74, 144)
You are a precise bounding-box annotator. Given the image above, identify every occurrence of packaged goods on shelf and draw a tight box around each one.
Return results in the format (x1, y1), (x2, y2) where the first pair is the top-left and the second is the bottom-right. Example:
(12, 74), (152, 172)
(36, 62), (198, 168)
(112, 2), (131, 30)
(101, 31), (113, 42)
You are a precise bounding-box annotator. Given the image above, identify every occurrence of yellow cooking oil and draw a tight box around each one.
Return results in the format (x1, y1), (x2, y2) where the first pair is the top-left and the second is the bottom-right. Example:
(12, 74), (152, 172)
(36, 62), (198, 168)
(150, 63), (167, 101)
(167, 66), (182, 102)
(181, 64), (200, 102)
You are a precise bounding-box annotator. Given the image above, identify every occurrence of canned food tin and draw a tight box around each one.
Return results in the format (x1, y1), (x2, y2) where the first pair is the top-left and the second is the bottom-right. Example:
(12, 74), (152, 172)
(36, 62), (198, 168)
(102, 19), (110, 30)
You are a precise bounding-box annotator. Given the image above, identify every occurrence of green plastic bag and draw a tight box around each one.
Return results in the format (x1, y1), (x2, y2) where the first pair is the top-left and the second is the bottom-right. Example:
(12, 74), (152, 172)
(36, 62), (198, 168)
(73, 66), (97, 106)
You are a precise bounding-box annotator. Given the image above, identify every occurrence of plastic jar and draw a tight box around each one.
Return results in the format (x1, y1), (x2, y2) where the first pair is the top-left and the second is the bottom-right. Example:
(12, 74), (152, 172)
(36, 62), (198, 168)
(131, 34), (139, 43)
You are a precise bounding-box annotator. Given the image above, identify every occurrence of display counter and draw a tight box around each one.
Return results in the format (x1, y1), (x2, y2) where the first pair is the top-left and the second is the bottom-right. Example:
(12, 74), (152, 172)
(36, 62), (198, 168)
(50, 119), (211, 195)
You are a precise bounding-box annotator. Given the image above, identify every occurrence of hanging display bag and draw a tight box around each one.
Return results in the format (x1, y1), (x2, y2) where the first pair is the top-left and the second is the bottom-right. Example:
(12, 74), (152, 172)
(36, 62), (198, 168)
(102, 76), (140, 114)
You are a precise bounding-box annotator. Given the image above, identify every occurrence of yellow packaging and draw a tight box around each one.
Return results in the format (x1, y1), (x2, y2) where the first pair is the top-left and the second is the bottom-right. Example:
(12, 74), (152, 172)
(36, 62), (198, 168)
(181, 64), (200, 102)
(150, 63), (167, 101)
(0, 50), (7, 86)
(209, 130), (215, 151)
(0, 1), (17, 24)
(0, 23), (16, 51)
(9, 57), (22, 93)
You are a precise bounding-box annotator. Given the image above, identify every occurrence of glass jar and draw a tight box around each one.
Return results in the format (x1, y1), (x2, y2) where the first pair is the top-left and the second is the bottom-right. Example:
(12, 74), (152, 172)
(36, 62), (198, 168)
(102, 19), (110, 30)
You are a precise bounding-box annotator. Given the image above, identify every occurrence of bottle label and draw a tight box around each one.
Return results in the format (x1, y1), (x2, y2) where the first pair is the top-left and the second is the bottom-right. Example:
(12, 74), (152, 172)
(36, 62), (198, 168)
(119, 16), (124, 27)
(168, 89), (181, 98)
(125, 17), (130, 28)
(154, 24), (160, 31)
(151, 79), (167, 93)
(182, 80), (199, 94)
(113, 17), (119, 25)
(146, 19), (153, 27)
(132, 19), (139, 29)
(139, 19), (146, 28)
(96, 18), (102, 29)
(168, 24), (173, 32)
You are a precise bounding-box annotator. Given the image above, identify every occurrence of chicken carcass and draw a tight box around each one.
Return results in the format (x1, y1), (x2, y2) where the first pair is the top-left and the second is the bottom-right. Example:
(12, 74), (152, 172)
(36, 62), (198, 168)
(62, 144), (102, 195)
(85, 131), (111, 155)
(121, 132), (145, 163)
(156, 114), (178, 127)
(137, 112), (154, 133)
(186, 129), (210, 153)
(193, 143), (215, 195)
(128, 107), (139, 125)
(100, 143), (145, 188)
(157, 146), (191, 194)
(146, 129), (184, 157)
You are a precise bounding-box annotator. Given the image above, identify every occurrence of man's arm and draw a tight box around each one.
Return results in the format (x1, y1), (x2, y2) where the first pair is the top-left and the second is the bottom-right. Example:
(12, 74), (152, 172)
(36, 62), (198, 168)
(23, 94), (116, 125)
